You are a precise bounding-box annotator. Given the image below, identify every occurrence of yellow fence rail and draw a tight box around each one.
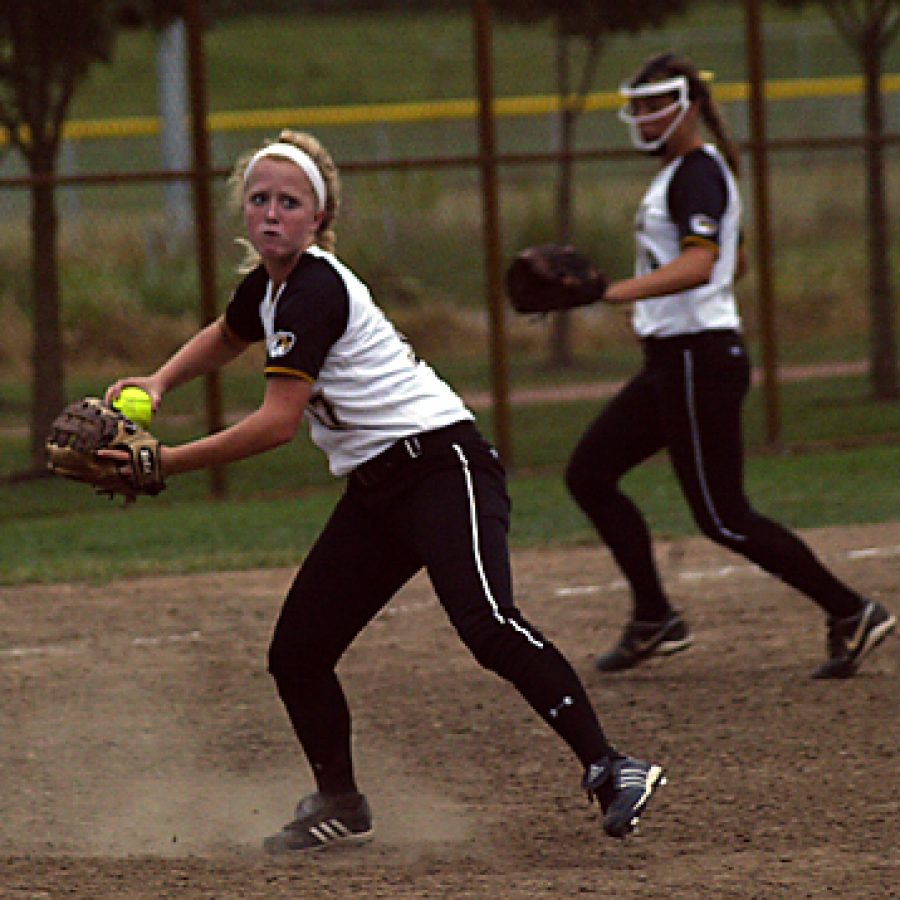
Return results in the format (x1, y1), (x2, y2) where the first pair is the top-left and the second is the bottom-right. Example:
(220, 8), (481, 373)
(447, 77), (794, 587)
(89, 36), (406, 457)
(7, 74), (896, 145)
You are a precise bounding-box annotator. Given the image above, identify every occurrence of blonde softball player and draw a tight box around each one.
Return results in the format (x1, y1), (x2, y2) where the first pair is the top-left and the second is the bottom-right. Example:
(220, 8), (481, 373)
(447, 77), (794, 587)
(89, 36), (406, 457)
(106, 130), (666, 852)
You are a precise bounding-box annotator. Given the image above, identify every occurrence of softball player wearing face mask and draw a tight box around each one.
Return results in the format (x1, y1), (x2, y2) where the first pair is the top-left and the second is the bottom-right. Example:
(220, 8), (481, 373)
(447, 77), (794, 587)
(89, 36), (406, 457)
(107, 130), (666, 852)
(565, 53), (894, 678)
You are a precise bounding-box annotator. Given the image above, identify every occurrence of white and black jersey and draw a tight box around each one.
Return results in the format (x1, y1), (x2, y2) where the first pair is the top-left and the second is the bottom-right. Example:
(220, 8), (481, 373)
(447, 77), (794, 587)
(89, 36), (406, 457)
(632, 143), (742, 338)
(225, 246), (472, 476)
(238, 256), (619, 799)
(567, 140), (866, 637)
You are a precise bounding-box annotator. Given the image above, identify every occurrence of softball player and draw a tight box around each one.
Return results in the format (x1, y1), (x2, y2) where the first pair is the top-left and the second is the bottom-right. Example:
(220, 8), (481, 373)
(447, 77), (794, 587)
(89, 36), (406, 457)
(106, 130), (665, 851)
(565, 52), (895, 677)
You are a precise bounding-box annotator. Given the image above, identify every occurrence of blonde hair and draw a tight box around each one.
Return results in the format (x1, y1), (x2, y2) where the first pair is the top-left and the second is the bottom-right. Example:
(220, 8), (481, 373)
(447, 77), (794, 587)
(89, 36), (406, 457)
(228, 129), (341, 272)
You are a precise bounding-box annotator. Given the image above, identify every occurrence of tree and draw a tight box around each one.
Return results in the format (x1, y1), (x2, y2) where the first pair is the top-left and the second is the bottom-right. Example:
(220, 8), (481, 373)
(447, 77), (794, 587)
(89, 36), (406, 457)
(0, 1), (208, 472)
(490, 0), (689, 366)
(0, 2), (131, 470)
(775, 0), (897, 399)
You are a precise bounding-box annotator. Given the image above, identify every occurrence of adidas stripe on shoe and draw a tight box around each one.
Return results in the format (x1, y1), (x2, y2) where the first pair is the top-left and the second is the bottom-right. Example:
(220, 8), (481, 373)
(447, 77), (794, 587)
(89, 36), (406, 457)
(263, 791), (373, 854)
(583, 756), (667, 838)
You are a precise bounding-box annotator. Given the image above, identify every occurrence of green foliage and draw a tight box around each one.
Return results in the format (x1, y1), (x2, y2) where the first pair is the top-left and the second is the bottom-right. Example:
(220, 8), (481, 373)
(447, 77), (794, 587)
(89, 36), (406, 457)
(771, 0), (899, 59)
(0, 1), (140, 153)
(210, 0), (470, 13)
(62, 5), (862, 117)
(490, 0), (689, 37)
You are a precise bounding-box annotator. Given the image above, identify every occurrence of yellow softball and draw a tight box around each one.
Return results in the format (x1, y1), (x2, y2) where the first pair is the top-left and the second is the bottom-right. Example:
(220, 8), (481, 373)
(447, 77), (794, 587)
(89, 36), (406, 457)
(113, 386), (153, 429)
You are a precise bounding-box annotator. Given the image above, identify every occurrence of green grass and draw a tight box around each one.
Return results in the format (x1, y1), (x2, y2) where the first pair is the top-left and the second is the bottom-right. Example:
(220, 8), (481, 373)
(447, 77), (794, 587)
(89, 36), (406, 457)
(0, 7), (896, 586)
(1, 442), (895, 587)
(2, 371), (897, 586)
(508, 445), (900, 545)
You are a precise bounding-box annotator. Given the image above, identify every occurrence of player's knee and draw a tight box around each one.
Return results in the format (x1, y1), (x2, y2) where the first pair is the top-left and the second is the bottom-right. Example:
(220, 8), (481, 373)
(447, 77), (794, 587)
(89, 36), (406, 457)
(466, 638), (504, 674)
(267, 634), (327, 689)
(564, 455), (588, 505)
(565, 455), (612, 511)
(698, 522), (728, 547)
(694, 507), (752, 548)
(267, 640), (293, 692)
(462, 622), (542, 681)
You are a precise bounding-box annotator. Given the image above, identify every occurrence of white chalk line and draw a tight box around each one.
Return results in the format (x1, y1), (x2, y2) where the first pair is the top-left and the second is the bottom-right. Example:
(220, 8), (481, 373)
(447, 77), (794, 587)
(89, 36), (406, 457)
(1, 545), (896, 661)
(554, 544), (900, 598)
(0, 629), (203, 662)
(131, 630), (203, 647)
(846, 545), (900, 560)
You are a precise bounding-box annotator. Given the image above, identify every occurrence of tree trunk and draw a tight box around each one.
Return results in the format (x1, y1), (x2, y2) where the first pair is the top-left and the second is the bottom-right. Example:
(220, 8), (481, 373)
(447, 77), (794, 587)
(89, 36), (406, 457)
(861, 27), (896, 398)
(29, 153), (65, 471)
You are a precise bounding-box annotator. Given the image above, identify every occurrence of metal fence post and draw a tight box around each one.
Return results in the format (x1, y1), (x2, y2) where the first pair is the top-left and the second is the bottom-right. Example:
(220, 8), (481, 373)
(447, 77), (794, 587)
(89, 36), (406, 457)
(745, 0), (781, 446)
(473, 0), (512, 467)
(185, 0), (226, 497)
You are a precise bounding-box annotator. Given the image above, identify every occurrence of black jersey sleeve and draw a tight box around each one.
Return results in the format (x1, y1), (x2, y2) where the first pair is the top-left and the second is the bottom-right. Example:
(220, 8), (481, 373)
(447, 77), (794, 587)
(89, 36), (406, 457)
(224, 266), (268, 343)
(667, 149), (728, 254)
(265, 256), (350, 382)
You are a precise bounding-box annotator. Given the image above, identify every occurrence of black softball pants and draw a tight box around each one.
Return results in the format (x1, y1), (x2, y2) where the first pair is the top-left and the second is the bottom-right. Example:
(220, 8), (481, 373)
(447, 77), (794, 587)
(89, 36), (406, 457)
(269, 422), (612, 795)
(565, 330), (863, 622)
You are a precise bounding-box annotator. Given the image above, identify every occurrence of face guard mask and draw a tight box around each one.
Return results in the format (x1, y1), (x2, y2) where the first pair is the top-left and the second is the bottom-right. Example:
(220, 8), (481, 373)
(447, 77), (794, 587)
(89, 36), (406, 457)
(618, 75), (691, 152)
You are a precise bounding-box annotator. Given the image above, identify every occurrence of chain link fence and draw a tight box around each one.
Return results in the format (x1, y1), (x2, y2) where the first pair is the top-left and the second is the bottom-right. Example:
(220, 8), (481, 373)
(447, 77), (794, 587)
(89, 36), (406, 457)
(0, 15), (896, 429)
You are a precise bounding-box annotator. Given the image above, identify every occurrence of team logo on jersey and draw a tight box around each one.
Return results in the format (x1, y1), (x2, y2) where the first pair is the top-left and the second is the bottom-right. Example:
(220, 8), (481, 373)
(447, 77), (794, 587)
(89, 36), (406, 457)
(689, 213), (718, 238)
(268, 330), (296, 358)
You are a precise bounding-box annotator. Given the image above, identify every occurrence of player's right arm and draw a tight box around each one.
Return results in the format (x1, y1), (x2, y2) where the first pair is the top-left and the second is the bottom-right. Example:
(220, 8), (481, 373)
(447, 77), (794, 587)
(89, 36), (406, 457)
(105, 317), (249, 409)
(153, 317), (249, 393)
(602, 245), (716, 304)
(161, 374), (309, 476)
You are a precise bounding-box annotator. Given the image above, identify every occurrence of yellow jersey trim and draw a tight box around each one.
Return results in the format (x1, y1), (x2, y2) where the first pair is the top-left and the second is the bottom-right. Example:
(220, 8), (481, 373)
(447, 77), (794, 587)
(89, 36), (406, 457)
(265, 366), (315, 383)
(682, 235), (720, 257)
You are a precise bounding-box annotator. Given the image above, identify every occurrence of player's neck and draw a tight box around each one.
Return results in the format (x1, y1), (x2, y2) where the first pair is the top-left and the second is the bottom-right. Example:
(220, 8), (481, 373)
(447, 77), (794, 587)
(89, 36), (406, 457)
(662, 133), (703, 164)
(264, 250), (305, 292)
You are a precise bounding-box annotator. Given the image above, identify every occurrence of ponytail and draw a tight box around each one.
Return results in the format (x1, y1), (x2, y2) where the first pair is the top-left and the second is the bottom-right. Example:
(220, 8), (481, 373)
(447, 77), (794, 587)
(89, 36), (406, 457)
(695, 79), (741, 176)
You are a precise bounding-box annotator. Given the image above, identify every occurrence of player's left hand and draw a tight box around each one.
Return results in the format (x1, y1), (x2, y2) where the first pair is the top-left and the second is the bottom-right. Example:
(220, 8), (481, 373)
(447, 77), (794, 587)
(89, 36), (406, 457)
(45, 397), (166, 502)
(505, 244), (608, 315)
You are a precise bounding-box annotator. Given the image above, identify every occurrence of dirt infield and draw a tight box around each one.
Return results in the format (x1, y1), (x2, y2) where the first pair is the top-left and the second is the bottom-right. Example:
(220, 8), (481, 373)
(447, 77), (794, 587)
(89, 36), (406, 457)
(1, 522), (897, 898)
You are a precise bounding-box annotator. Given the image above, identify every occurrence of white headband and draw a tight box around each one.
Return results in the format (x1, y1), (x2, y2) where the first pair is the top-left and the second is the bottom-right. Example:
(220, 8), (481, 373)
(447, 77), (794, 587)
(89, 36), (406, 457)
(244, 142), (327, 212)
